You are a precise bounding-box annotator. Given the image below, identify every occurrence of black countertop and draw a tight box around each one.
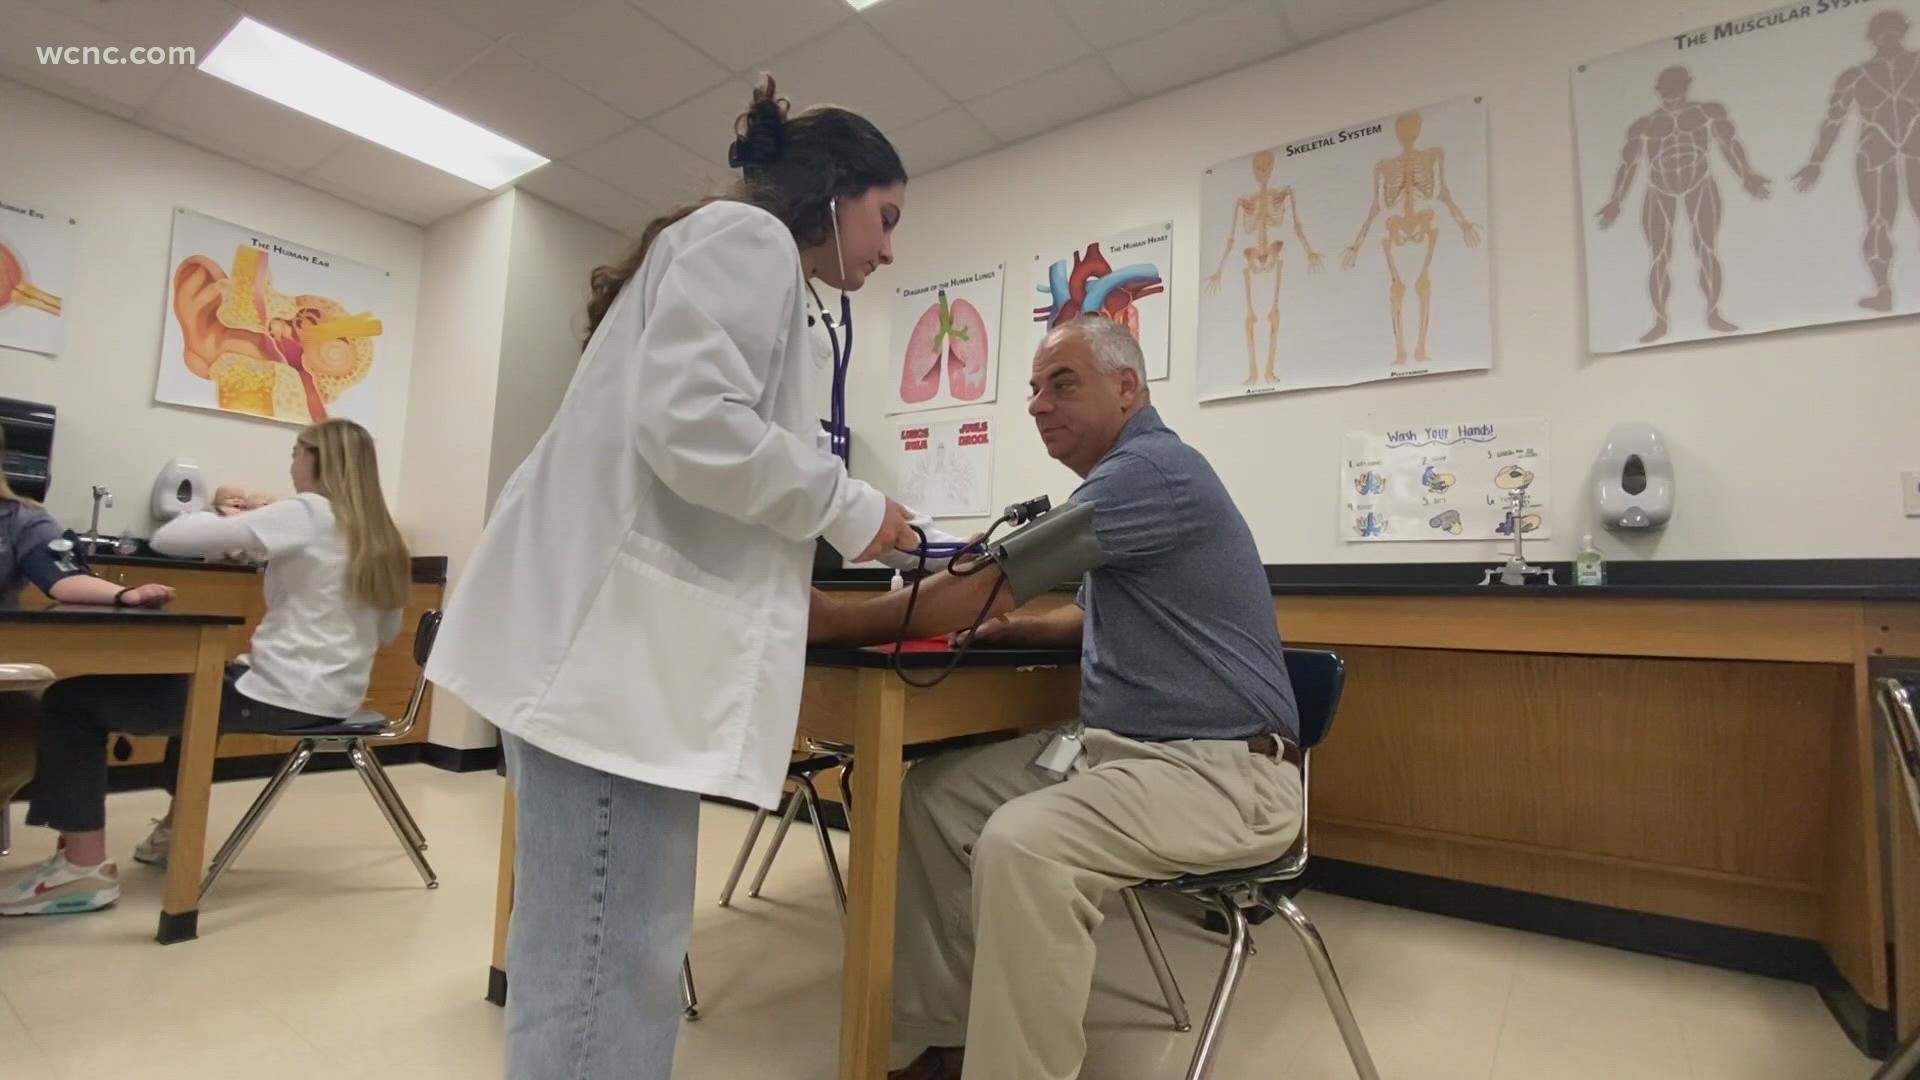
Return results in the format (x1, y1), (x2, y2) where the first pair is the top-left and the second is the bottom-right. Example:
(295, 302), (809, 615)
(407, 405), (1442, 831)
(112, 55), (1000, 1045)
(813, 559), (1920, 601)
(0, 605), (242, 626)
(807, 645), (1078, 668)
(90, 551), (449, 584)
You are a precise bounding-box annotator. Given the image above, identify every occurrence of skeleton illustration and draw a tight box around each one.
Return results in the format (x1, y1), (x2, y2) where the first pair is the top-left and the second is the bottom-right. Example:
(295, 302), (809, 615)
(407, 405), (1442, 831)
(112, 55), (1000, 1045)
(1597, 66), (1771, 344)
(1343, 111), (1482, 366)
(1793, 10), (1920, 312)
(1205, 149), (1324, 386)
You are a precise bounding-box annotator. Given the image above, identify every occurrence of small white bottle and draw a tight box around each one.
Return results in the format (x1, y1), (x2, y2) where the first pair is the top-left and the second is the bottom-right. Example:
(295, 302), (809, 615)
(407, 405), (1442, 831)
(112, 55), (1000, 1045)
(1574, 534), (1607, 586)
(889, 569), (905, 591)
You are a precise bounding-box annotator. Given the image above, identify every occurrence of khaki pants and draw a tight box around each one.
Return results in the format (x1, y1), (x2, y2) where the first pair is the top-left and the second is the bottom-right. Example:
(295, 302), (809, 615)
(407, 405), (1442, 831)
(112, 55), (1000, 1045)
(890, 726), (1304, 1080)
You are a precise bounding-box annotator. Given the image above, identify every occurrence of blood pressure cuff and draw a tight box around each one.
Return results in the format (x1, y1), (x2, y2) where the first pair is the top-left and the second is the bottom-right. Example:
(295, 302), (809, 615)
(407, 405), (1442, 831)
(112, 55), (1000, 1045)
(988, 499), (1103, 606)
(19, 531), (90, 595)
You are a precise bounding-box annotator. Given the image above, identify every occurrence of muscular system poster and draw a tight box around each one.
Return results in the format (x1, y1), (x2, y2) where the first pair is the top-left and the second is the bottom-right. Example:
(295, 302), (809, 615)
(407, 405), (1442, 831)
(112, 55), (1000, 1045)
(1575, 0), (1920, 353)
(1195, 95), (1492, 402)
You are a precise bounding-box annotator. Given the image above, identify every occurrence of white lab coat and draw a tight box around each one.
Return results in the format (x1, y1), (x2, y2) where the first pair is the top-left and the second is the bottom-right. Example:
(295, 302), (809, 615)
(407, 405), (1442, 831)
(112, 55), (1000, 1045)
(426, 201), (884, 809)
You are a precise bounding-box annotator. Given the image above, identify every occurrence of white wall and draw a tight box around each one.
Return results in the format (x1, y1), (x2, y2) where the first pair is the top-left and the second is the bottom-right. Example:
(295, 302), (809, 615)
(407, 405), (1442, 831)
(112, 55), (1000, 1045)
(398, 190), (515, 750)
(0, 77), (422, 535)
(487, 192), (625, 510)
(846, 0), (1920, 564)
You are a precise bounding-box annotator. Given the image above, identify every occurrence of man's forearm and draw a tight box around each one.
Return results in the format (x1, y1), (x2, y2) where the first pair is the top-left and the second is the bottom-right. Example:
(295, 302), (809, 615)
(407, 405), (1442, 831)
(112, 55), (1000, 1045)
(994, 602), (1084, 647)
(811, 566), (1015, 646)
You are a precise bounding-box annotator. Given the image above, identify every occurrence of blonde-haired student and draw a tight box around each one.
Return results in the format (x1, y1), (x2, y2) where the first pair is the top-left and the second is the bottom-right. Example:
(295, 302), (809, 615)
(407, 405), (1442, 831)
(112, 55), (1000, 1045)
(2, 419), (409, 916)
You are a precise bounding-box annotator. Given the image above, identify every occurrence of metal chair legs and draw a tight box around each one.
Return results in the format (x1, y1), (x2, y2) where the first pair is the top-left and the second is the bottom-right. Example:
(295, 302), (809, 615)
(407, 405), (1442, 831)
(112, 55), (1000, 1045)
(1870, 1033), (1920, 1080)
(1264, 893), (1380, 1080)
(747, 780), (808, 899)
(717, 805), (771, 907)
(347, 741), (437, 888)
(362, 750), (427, 851)
(793, 774), (846, 916)
(200, 740), (316, 900)
(1122, 888), (1191, 1032)
(681, 954), (699, 1020)
(1185, 894), (1253, 1080)
(1, 802), (10, 857)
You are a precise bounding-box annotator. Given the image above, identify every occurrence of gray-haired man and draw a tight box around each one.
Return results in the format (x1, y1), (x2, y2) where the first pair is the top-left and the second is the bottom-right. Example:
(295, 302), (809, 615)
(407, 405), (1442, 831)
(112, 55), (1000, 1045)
(809, 316), (1301, 1080)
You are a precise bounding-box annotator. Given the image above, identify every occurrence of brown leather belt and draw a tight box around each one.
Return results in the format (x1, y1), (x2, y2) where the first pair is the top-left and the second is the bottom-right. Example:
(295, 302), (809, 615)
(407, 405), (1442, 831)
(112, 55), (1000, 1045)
(1247, 732), (1303, 768)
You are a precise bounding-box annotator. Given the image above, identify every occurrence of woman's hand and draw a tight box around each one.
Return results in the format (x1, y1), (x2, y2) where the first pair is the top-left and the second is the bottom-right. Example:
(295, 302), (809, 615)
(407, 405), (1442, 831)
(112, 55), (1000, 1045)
(853, 498), (919, 564)
(117, 583), (175, 608)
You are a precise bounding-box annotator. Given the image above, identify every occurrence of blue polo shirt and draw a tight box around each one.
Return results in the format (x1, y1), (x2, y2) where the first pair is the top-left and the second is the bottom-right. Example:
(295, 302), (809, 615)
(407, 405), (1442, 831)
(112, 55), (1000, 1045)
(1072, 406), (1297, 742)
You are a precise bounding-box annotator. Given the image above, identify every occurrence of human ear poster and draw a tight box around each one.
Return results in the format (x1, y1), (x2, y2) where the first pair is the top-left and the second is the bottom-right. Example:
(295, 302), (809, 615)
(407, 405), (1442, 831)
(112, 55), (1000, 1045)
(1575, 0), (1920, 353)
(1341, 420), (1550, 543)
(155, 209), (390, 427)
(1030, 222), (1172, 382)
(886, 265), (1004, 416)
(0, 197), (76, 358)
(1196, 95), (1492, 402)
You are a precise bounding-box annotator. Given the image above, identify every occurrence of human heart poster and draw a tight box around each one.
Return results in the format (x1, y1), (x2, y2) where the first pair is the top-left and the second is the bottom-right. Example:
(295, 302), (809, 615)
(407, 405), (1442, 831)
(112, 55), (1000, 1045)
(886, 264), (1003, 415)
(1030, 222), (1172, 381)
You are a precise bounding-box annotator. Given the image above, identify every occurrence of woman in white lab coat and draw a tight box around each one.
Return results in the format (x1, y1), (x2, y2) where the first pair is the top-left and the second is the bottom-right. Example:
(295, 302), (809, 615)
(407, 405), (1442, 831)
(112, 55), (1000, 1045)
(426, 77), (917, 1079)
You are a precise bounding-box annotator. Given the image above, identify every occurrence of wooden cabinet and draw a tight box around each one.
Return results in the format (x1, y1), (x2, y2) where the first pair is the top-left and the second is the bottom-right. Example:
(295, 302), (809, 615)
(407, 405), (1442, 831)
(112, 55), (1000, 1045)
(28, 560), (443, 767)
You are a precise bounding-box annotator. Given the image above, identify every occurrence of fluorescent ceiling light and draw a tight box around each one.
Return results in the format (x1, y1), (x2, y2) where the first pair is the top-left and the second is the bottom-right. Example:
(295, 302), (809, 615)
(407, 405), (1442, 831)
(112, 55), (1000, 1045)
(199, 18), (547, 189)
(843, 0), (891, 9)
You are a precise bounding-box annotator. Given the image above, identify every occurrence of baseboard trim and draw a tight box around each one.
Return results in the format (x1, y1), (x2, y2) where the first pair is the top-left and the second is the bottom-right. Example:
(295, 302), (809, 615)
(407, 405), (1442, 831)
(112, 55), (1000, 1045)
(419, 743), (502, 773)
(96, 742), (425, 795)
(1306, 857), (1893, 1058)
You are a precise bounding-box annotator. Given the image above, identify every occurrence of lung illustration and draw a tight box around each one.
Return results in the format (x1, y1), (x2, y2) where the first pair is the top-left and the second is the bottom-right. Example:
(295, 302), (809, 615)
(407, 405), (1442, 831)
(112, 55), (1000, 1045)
(900, 288), (990, 404)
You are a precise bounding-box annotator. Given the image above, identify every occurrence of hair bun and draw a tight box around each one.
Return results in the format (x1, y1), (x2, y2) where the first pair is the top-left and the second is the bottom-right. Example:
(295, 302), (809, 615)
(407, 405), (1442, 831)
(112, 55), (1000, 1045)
(729, 77), (790, 173)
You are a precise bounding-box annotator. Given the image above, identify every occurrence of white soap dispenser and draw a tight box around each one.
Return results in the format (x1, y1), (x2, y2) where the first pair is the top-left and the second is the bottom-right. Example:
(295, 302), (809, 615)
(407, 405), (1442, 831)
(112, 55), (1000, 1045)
(150, 458), (209, 521)
(1592, 422), (1673, 531)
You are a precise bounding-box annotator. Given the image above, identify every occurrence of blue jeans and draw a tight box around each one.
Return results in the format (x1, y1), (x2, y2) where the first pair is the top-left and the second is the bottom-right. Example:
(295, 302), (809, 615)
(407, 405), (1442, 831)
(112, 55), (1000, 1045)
(503, 733), (700, 1080)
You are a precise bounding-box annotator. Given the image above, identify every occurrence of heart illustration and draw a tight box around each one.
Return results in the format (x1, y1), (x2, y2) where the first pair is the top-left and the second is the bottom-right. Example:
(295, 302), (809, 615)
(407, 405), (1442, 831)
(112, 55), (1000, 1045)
(1034, 242), (1163, 335)
(900, 289), (991, 404)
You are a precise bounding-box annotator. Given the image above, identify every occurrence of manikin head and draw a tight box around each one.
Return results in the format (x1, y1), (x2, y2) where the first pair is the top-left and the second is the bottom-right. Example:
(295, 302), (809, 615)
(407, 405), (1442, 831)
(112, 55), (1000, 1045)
(1394, 111), (1423, 150)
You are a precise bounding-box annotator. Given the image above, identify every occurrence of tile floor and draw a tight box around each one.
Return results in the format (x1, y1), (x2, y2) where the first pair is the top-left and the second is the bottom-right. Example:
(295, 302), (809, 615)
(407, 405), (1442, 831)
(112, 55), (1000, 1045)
(0, 765), (1880, 1079)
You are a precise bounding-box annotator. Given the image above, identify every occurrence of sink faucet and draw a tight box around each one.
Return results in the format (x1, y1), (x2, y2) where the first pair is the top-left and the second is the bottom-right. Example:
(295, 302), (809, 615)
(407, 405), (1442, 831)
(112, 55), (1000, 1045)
(1480, 488), (1556, 586)
(84, 485), (112, 551)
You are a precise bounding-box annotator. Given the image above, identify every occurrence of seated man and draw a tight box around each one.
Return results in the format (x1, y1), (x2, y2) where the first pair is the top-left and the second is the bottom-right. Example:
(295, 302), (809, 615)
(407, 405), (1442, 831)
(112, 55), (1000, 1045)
(808, 315), (1301, 1080)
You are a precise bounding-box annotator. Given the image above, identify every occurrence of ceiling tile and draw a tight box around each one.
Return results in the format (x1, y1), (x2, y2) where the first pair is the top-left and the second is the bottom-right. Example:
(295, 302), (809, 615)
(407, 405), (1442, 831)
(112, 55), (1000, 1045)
(432, 48), (634, 161)
(35, 0), (243, 55)
(513, 0), (725, 119)
(865, 0), (1089, 102)
(139, 70), (354, 175)
(0, 0), (186, 114)
(1102, 0), (1295, 99)
(0, 60), (142, 119)
(305, 140), (491, 225)
(887, 106), (997, 176)
(632, 0), (848, 73)
(965, 55), (1129, 145)
(1277, 0), (1425, 44)
(517, 162), (658, 235)
(1049, 0), (1243, 51)
(760, 21), (950, 134)
(569, 124), (728, 205)
(647, 77), (754, 165)
(416, 0), (588, 40)
(236, 0), (495, 95)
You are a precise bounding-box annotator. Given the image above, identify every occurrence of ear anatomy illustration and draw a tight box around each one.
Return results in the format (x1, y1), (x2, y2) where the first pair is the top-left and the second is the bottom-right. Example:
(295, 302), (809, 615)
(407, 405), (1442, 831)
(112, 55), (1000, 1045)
(0, 241), (61, 317)
(172, 246), (382, 423)
(901, 288), (991, 404)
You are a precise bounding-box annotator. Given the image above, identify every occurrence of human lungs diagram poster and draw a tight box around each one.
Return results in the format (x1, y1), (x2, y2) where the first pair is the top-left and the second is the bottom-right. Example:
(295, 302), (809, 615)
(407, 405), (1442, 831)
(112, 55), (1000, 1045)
(887, 265), (1003, 415)
(1031, 222), (1172, 381)
(895, 417), (992, 519)
(1196, 95), (1492, 402)
(1575, 0), (1920, 353)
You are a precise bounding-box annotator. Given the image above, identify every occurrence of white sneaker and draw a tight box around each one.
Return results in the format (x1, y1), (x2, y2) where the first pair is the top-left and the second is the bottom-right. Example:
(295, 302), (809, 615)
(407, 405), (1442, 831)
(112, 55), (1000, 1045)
(0, 853), (120, 916)
(133, 820), (171, 867)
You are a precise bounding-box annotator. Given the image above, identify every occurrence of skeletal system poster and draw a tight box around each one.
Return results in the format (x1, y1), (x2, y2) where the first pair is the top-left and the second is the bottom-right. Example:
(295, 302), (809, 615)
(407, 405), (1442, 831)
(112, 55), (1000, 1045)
(1575, 1), (1920, 353)
(1342, 420), (1551, 543)
(157, 209), (389, 426)
(1196, 96), (1492, 402)
(1030, 222), (1172, 381)
(887, 265), (1003, 415)
(895, 417), (992, 519)
(0, 197), (75, 358)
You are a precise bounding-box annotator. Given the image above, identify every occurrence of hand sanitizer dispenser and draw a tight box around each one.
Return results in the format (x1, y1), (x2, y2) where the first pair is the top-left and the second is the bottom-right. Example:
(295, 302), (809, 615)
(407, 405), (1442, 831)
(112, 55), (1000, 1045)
(151, 458), (209, 521)
(1592, 423), (1673, 530)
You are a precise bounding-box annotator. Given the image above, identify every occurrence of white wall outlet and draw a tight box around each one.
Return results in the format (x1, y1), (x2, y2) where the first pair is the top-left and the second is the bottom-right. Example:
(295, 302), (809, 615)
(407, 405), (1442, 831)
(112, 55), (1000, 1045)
(1905, 472), (1920, 517)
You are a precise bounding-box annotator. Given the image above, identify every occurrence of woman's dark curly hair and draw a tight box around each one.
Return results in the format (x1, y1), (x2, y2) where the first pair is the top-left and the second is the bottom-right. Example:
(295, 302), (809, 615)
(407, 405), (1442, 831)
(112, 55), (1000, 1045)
(584, 75), (907, 344)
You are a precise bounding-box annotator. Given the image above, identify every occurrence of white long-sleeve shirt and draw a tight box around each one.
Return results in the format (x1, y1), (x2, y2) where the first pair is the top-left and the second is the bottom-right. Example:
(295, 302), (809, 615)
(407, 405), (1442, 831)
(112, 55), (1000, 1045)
(153, 495), (400, 717)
